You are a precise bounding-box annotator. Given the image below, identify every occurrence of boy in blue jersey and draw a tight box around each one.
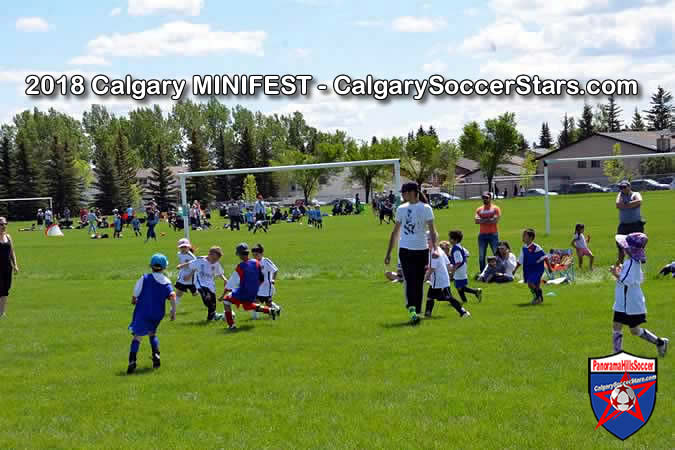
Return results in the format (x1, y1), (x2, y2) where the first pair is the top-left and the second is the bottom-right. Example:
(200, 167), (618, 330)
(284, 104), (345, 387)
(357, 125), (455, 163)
(131, 216), (141, 237)
(514, 228), (547, 305)
(221, 243), (279, 330)
(127, 254), (176, 374)
(113, 209), (122, 239)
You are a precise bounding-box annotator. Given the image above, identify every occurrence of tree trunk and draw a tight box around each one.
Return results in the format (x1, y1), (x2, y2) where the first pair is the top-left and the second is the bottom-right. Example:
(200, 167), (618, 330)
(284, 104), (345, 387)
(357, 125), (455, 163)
(364, 177), (371, 203)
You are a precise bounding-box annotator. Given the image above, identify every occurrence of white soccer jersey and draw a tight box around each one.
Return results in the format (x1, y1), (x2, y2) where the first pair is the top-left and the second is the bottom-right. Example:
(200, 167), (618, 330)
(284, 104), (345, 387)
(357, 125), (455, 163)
(451, 245), (469, 281)
(257, 257), (278, 297)
(189, 258), (224, 293)
(428, 250), (451, 289)
(613, 259), (646, 315)
(177, 251), (196, 284)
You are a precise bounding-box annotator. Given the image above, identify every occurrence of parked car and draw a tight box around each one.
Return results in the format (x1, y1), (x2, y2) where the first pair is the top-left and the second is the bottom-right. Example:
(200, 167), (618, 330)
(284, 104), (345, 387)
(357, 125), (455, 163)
(629, 178), (670, 191)
(329, 198), (355, 206)
(607, 184), (621, 192)
(428, 192), (462, 208)
(566, 182), (610, 194)
(654, 176), (675, 189)
(524, 188), (558, 196)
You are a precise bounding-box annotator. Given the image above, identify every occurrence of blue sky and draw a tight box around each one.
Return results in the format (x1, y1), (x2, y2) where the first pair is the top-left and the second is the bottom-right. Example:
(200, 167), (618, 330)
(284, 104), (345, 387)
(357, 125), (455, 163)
(1, 0), (673, 145)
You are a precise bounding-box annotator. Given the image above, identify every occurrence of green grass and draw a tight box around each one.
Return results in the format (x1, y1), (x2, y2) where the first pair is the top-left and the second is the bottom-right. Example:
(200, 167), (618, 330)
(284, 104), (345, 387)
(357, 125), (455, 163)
(1, 193), (673, 449)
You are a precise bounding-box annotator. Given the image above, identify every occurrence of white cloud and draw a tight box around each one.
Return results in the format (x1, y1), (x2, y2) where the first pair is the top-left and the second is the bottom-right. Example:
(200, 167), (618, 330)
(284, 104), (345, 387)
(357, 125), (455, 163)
(291, 48), (311, 58)
(422, 60), (448, 74)
(127, 0), (203, 16)
(273, 97), (377, 131)
(354, 19), (385, 27)
(67, 55), (111, 66)
(460, 20), (553, 53)
(0, 69), (98, 84)
(15, 17), (50, 32)
(392, 16), (446, 32)
(110, 7), (122, 16)
(84, 21), (266, 57)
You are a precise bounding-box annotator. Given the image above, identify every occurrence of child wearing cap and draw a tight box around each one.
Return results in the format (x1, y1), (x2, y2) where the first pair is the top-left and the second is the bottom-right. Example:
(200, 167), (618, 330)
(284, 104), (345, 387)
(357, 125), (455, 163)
(221, 243), (279, 330)
(174, 238), (198, 310)
(611, 233), (669, 357)
(514, 228), (547, 305)
(177, 246), (227, 321)
(113, 210), (122, 239)
(448, 230), (483, 303)
(127, 253), (176, 374)
(251, 244), (282, 319)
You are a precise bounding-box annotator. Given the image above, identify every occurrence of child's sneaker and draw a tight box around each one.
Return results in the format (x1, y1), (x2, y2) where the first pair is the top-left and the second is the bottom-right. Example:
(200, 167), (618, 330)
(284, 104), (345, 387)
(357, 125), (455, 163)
(272, 302), (281, 317)
(476, 288), (483, 302)
(228, 324), (237, 331)
(461, 311), (471, 319)
(657, 338), (669, 357)
(270, 307), (277, 320)
(214, 313), (224, 321)
(127, 361), (137, 374)
(152, 352), (160, 369)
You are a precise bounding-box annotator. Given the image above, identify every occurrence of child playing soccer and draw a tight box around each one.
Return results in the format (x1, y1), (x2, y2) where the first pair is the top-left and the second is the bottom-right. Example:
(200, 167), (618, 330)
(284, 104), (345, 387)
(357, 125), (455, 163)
(251, 243), (281, 319)
(221, 243), (280, 330)
(131, 216), (141, 237)
(313, 206), (323, 229)
(426, 237), (470, 319)
(177, 246), (227, 321)
(448, 230), (482, 303)
(127, 253), (176, 374)
(174, 238), (197, 311)
(571, 223), (594, 270)
(514, 228), (547, 305)
(113, 209), (122, 239)
(611, 233), (668, 357)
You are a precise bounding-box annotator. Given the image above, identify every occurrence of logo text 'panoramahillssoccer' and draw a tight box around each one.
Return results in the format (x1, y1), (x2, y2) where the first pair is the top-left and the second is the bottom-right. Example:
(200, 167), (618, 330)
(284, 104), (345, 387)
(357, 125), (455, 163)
(588, 351), (657, 440)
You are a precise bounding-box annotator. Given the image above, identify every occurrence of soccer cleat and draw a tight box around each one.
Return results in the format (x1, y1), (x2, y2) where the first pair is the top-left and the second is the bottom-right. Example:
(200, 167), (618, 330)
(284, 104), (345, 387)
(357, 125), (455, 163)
(657, 338), (669, 357)
(228, 324), (237, 331)
(127, 361), (137, 374)
(461, 311), (471, 319)
(270, 307), (277, 320)
(410, 313), (421, 325)
(424, 311), (432, 318)
(272, 302), (282, 317)
(152, 352), (160, 369)
(476, 288), (483, 303)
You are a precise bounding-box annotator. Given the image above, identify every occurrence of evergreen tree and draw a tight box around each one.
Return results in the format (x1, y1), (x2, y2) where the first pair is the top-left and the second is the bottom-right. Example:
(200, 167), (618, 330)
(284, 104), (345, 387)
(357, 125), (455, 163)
(416, 125), (427, 138)
(371, 136), (378, 146)
(0, 135), (12, 217)
(631, 107), (646, 131)
(214, 130), (232, 201)
(12, 139), (41, 219)
(46, 136), (80, 214)
(147, 144), (177, 212)
(557, 113), (571, 148)
(428, 125), (438, 139)
(111, 129), (137, 208)
(605, 95), (623, 132)
(232, 126), (256, 199)
(643, 86), (673, 130)
(567, 115), (578, 144)
(186, 129), (213, 204)
(539, 122), (552, 149)
(577, 103), (595, 139)
(93, 147), (120, 213)
(256, 133), (277, 198)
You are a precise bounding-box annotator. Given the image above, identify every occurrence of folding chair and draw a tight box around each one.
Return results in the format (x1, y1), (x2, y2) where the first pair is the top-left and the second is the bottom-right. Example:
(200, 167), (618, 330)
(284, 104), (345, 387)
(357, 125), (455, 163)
(545, 248), (575, 282)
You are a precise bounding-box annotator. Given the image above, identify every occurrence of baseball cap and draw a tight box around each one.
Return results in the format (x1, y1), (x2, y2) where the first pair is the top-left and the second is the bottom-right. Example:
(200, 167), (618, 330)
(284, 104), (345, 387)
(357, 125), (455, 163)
(177, 238), (191, 248)
(150, 253), (169, 269)
(618, 180), (631, 187)
(235, 243), (250, 256)
(400, 182), (419, 193)
(251, 243), (264, 253)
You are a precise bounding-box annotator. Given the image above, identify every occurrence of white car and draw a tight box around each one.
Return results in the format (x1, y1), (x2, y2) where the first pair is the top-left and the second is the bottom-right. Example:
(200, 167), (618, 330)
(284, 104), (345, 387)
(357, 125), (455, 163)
(524, 188), (558, 196)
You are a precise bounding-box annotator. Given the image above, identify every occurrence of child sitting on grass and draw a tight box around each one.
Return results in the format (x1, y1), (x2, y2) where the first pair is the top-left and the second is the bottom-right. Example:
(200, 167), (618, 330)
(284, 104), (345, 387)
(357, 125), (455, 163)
(127, 253), (176, 374)
(571, 223), (594, 270)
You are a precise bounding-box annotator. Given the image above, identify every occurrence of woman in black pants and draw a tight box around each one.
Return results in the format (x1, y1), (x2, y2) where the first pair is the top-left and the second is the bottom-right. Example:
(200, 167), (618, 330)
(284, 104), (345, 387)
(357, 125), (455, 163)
(384, 183), (437, 325)
(0, 217), (19, 318)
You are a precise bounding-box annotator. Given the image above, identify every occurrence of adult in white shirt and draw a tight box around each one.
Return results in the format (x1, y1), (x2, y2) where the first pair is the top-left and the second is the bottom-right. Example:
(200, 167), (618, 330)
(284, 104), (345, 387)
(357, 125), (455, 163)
(385, 182), (437, 324)
(254, 194), (266, 221)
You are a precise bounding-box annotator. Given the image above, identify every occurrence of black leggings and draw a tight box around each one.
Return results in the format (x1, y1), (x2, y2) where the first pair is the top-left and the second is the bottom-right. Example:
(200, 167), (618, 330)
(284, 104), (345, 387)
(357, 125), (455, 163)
(399, 247), (429, 314)
(199, 288), (217, 320)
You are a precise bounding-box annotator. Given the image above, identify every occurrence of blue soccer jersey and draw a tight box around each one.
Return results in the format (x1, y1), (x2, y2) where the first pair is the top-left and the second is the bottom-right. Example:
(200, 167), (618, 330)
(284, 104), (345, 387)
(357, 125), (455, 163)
(519, 243), (547, 283)
(232, 259), (264, 301)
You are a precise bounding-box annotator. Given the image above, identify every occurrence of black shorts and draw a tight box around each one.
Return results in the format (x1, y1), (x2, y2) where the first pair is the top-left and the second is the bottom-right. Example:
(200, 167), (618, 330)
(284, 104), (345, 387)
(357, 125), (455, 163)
(256, 295), (272, 303)
(617, 221), (645, 235)
(613, 311), (646, 328)
(427, 287), (452, 301)
(0, 270), (12, 297)
(175, 282), (197, 294)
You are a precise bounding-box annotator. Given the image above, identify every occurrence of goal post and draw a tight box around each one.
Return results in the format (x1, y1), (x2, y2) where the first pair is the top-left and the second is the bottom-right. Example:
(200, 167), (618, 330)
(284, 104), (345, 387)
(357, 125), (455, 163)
(0, 197), (53, 215)
(543, 152), (675, 234)
(177, 159), (402, 240)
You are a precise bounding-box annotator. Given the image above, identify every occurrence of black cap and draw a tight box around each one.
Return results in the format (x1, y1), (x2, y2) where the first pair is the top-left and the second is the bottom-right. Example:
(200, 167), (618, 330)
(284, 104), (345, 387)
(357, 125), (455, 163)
(235, 243), (249, 255)
(252, 243), (264, 253)
(400, 182), (419, 193)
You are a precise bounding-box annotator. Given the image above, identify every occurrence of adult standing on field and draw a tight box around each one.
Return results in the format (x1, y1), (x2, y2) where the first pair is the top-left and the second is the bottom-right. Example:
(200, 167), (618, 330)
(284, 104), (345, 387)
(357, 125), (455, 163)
(384, 182), (437, 325)
(475, 192), (501, 273)
(616, 180), (645, 264)
(0, 217), (19, 318)
(254, 194), (266, 222)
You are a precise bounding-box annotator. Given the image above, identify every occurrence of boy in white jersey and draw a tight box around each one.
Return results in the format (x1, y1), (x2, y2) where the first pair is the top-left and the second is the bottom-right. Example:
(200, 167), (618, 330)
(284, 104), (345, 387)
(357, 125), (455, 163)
(425, 237), (470, 318)
(448, 230), (482, 303)
(611, 233), (668, 357)
(177, 246), (227, 322)
(174, 238), (197, 311)
(251, 244), (281, 318)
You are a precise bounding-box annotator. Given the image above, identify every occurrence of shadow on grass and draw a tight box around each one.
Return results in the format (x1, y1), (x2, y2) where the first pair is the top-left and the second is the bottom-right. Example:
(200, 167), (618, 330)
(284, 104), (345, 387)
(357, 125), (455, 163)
(115, 367), (155, 377)
(514, 302), (552, 307)
(175, 320), (213, 327)
(222, 324), (254, 334)
(379, 321), (416, 329)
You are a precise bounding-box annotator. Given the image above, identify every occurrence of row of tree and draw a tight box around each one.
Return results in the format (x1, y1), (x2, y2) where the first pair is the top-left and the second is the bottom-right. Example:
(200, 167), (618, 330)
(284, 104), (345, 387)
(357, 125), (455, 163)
(538, 87), (673, 150)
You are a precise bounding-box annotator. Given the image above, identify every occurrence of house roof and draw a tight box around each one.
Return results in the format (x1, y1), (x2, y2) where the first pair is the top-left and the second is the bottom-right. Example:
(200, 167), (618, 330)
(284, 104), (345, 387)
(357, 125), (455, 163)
(459, 155), (525, 178)
(136, 166), (188, 179)
(456, 158), (479, 171)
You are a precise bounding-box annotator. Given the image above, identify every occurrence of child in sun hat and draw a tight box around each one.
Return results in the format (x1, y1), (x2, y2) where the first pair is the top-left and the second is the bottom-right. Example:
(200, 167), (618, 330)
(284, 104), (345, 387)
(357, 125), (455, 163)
(127, 253), (176, 374)
(611, 232), (668, 357)
(174, 238), (198, 311)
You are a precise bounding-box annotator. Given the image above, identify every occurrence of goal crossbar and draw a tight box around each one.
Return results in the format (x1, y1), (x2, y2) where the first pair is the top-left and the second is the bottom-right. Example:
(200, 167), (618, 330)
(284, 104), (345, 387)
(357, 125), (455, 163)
(543, 151), (675, 234)
(177, 159), (401, 239)
(0, 197), (53, 211)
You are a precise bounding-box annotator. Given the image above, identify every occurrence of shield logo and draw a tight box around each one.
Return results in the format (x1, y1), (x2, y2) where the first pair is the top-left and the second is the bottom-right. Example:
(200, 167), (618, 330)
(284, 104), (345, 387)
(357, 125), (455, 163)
(589, 351), (658, 440)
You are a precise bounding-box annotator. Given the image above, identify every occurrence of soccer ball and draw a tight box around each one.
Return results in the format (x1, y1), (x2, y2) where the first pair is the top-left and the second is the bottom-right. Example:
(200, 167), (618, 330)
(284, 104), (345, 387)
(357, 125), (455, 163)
(610, 383), (636, 412)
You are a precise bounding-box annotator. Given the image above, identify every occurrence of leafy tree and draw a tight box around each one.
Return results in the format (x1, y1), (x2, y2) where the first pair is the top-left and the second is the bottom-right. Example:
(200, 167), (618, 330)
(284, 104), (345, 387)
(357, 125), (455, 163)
(232, 126), (256, 199)
(185, 130), (213, 204)
(243, 174), (258, 203)
(459, 113), (521, 192)
(644, 86), (673, 130)
(46, 136), (80, 213)
(640, 157), (674, 176)
(520, 151), (538, 189)
(126, 105), (180, 167)
(402, 133), (442, 186)
(213, 129), (234, 200)
(630, 107), (646, 131)
(439, 140), (463, 193)
(577, 103), (595, 139)
(538, 122), (552, 149)
(111, 128), (137, 208)
(603, 144), (631, 183)
(147, 144), (177, 212)
(346, 138), (401, 202)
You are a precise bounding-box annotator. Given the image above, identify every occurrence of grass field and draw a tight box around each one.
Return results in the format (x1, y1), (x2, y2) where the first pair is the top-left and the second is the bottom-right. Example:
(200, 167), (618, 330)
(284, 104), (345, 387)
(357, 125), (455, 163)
(1, 192), (673, 449)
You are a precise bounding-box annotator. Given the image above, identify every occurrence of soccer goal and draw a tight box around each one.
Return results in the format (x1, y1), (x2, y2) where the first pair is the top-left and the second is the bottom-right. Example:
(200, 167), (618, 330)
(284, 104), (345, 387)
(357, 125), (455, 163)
(543, 152), (675, 234)
(176, 159), (402, 240)
(0, 197), (53, 217)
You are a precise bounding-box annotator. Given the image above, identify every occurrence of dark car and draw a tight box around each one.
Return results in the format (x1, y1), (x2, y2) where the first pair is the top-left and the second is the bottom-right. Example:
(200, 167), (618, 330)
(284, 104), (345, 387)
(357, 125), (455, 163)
(629, 179), (670, 191)
(566, 182), (610, 194)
